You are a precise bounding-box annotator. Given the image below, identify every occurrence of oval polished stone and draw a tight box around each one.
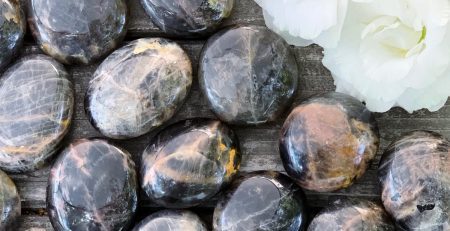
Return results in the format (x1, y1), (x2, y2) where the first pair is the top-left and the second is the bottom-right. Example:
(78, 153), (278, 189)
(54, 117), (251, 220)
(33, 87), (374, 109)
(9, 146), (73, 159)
(28, 0), (127, 65)
(213, 171), (307, 231)
(141, 119), (241, 208)
(308, 199), (395, 231)
(378, 131), (450, 230)
(0, 55), (73, 173)
(279, 92), (379, 192)
(86, 38), (193, 139)
(199, 26), (299, 125)
(140, 0), (234, 36)
(0, 0), (25, 70)
(48, 139), (138, 230)
(0, 170), (20, 229)
(132, 210), (207, 231)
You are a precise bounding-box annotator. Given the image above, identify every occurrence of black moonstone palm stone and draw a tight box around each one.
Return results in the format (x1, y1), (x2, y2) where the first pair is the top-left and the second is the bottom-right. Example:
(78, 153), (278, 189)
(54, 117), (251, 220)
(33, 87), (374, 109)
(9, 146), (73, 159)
(308, 199), (395, 231)
(378, 131), (450, 230)
(213, 171), (307, 231)
(140, 0), (234, 37)
(86, 38), (193, 139)
(0, 170), (20, 230)
(0, 55), (73, 173)
(132, 210), (207, 231)
(47, 139), (138, 230)
(0, 0), (25, 71)
(28, 0), (127, 65)
(280, 92), (379, 192)
(141, 119), (241, 208)
(199, 25), (299, 125)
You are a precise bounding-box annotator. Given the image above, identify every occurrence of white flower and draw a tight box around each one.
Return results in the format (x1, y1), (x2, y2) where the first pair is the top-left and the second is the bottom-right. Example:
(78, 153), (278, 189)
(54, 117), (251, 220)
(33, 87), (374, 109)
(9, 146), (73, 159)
(323, 0), (450, 112)
(254, 0), (370, 48)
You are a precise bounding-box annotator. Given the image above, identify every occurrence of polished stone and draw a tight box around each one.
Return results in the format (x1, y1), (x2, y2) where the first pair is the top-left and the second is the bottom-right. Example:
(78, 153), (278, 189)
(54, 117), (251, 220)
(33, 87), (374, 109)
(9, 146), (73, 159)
(0, 55), (73, 173)
(28, 0), (127, 65)
(140, 0), (234, 36)
(48, 139), (138, 230)
(141, 119), (240, 208)
(280, 92), (379, 192)
(379, 131), (450, 230)
(213, 171), (307, 231)
(308, 199), (394, 231)
(199, 25), (298, 125)
(132, 210), (207, 231)
(0, 170), (20, 230)
(0, 0), (25, 71)
(86, 38), (193, 139)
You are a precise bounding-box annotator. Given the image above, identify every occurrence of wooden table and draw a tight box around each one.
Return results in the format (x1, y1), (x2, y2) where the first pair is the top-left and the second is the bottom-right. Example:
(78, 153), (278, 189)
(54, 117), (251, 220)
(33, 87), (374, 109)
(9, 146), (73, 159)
(15, 0), (450, 229)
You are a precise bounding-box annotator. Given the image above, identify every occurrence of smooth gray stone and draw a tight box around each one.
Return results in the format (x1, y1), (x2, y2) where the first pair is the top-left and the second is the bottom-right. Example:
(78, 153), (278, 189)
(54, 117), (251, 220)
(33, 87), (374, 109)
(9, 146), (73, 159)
(132, 210), (207, 231)
(140, 0), (234, 36)
(47, 139), (138, 231)
(0, 0), (25, 71)
(28, 0), (128, 65)
(379, 131), (450, 230)
(0, 55), (73, 173)
(86, 38), (193, 139)
(0, 170), (20, 230)
(199, 25), (299, 125)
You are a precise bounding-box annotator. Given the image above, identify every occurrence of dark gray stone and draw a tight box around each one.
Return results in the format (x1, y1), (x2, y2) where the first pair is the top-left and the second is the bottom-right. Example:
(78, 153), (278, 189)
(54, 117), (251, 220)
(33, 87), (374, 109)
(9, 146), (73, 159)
(28, 0), (128, 65)
(0, 55), (73, 173)
(86, 38), (193, 139)
(199, 25), (298, 125)
(0, 0), (25, 71)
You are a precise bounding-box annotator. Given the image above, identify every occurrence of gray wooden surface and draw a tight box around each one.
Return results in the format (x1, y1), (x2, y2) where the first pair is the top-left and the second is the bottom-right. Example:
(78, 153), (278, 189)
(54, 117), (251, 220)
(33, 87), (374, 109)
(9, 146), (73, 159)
(13, 0), (450, 230)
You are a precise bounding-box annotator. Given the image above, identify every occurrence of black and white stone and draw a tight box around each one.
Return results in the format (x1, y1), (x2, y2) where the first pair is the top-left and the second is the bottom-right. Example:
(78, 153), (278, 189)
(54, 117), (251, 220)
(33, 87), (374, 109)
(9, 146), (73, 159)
(141, 119), (241, 208)
(48, 139), (138, 231)
(86, 38), (193, 139)
(140, 0), (234, 36)
(199, 25), (298, 125)
(0, 170), (20, 230)
(213, 171), (307, 231)
(28, 0), (128, 65)
(0, 0), (25, 71)
(379, 131), (450, 230)
(132, 210), (207, 231)
(308, 199), (395, 231)
(0, 55), (73, 173)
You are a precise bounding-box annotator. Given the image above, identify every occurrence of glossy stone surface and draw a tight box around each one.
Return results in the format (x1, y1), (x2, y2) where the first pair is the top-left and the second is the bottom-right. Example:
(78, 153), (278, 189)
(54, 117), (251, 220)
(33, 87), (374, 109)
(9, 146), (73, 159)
(308, 199), (395, 231)
(378, 131), (450, 230)
(132, 210), (207, 231)
(141, 119), (240, 208)
(213, 171), (307, 231)
(199, 26), (298, 125)
(28, 0), (127, 65)
(280, 92), (379, 192)
(140, 0), (234, 36)
(0, 170), (20, 230)
(48, 139), (137, 230)
(0, 55), (73, 173)
(0, 0), (25, 71)
(86, 38), (193, 139)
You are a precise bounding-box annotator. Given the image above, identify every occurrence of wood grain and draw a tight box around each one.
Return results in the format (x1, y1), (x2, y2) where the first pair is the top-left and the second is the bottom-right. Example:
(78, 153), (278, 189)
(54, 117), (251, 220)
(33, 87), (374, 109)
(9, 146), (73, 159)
(12, 0), (450, 229)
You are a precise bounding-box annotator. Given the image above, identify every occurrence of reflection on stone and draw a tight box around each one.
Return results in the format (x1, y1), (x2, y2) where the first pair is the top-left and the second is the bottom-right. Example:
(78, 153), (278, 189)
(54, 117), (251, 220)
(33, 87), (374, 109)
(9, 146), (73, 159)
(308, 199), (394, 231)
(140, 0), (234, 36)
(48, 139), (138, 230)
(0, 0), (25, 71)
(28, 0), (127, 65)
(199, 25), (298, 125)
(0, 170), (20, 230)
(86, 38), (193, 139)
(379, 131), (450, 230)
(213, 171), (307, 231)
(132, 210), (207, 231)
(141, 119), (240, 208)
(280, 92), (379, 192)
(0, 55), (73, 173)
